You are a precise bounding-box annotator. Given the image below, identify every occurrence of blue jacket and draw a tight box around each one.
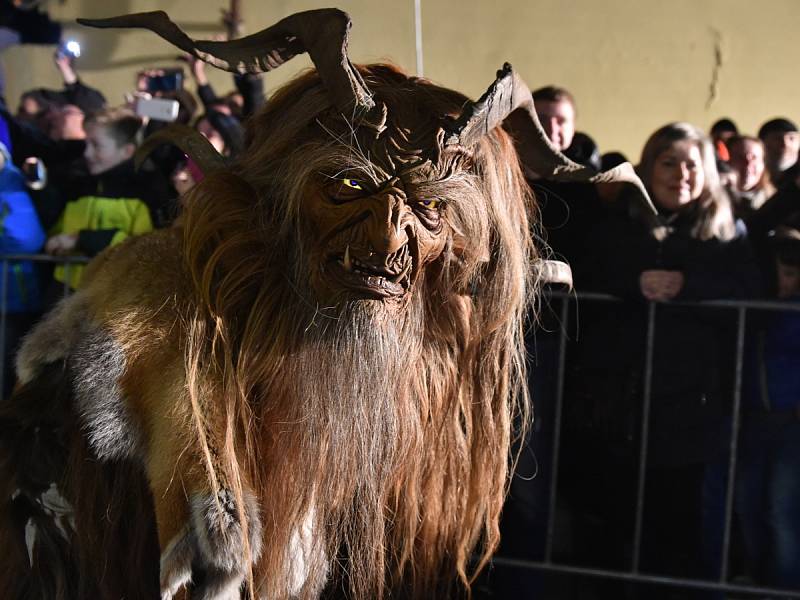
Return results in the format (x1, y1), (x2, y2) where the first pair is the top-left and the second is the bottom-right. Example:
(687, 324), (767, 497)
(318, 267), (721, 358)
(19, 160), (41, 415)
(0, 114), (11, 154)
(745, 301), (800, 414)
(0, 144), (45, 312)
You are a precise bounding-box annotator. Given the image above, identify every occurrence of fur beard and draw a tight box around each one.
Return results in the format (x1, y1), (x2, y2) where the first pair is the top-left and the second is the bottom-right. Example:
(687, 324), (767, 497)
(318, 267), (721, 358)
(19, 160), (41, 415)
(293, 297), (410, 455)
(261, 293), (424, 597)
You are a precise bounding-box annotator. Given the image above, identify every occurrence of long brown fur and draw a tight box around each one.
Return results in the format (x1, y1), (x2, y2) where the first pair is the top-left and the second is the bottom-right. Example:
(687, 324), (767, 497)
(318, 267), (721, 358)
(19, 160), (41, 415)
(179, 64), (535, 598)
(0, 63), (535, 600)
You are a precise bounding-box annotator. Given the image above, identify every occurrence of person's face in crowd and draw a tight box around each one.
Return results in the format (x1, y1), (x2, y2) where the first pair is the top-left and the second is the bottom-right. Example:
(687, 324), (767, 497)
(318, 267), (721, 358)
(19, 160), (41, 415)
(776, 260), (800, 299)
(171, 163), (197, 201)
(650, 140), (705, 212)
(16, 96), (41, 122)
(49, 105), (86, 142)
(196, 117), (226, 154)
(762, 130), (800, 172)
(84, 123), (134, 175)
(729, 139), (765, 192)
(534, 98), (575, 151)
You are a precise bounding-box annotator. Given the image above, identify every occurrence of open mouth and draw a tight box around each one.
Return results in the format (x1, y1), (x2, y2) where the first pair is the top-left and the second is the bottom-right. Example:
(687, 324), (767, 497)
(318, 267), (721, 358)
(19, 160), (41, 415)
(327, 245), (413, 298)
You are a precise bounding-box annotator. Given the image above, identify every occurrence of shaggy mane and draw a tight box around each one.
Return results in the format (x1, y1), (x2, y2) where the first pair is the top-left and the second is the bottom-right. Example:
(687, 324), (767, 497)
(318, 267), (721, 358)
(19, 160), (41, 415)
(179, 63), (536, 599)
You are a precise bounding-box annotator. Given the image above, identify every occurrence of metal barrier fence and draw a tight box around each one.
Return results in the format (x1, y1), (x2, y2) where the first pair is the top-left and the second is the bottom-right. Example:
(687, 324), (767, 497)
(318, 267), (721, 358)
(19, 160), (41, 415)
(489, 289), (800, 598)
(0, 255), (797, 597)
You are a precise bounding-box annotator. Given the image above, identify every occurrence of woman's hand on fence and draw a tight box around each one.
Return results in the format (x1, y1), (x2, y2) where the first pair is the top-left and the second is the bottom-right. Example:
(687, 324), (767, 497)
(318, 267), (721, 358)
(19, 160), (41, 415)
(640, 270), (684, 301)
(45, 233), (78, 255)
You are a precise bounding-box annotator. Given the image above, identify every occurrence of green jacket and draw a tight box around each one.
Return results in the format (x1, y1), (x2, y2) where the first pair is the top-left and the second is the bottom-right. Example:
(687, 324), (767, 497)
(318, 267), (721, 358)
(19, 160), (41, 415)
(50, 160), (154, 288)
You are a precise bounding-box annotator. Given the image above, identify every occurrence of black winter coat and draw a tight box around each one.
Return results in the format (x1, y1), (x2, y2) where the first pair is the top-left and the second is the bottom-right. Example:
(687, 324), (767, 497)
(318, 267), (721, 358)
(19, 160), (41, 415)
(569, 204), (760, 466)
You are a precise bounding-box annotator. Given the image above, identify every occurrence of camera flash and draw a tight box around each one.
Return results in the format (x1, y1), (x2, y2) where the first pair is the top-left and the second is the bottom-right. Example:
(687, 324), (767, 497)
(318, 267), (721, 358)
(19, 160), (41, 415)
(65, 40), (81, 57)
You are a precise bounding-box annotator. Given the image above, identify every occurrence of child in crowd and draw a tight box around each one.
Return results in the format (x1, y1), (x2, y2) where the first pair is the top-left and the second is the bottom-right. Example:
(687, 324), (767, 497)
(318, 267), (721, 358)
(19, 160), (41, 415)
(44, 107), (153, 289)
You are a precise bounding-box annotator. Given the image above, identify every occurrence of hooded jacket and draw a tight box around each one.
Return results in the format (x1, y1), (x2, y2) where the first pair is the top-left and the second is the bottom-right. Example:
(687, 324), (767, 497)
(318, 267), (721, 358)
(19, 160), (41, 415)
(50, 159), (153, 289)
(0, 142), (45, 312)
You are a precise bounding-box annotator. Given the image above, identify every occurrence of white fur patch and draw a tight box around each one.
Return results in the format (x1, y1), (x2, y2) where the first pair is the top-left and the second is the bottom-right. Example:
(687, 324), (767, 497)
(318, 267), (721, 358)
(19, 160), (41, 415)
(23, 482), (75, 568)
(16, 293), (89, 384)
(167, 494), (323, 598)
(288, 507), (325, 596)
(24, 517), (36, 566)
(160, 526), (195, 600)
(69, 327), (142, 461)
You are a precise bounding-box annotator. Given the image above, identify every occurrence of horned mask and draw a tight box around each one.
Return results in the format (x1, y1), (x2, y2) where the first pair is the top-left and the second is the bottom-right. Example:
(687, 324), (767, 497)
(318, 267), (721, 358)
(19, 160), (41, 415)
(83, 9), (652, 302)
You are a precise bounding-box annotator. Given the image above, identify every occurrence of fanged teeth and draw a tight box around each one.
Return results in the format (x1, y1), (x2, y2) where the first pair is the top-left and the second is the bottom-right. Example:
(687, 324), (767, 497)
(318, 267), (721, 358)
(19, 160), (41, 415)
(343, 245), (352, 272)
(336, 249), (412, 284)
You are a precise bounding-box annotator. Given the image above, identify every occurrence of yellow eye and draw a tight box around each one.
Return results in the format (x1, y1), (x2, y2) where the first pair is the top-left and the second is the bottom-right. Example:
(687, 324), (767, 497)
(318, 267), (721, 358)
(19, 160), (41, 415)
(341, 178), (363, 190)
(419, 199), (440, 209)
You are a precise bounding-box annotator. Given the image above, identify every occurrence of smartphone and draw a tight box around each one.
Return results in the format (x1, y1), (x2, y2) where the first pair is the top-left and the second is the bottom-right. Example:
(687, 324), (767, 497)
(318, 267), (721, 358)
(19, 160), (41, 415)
(143, 69), (184, 93)
(135, 97), (180, 122)
(22, 157), (47, 191)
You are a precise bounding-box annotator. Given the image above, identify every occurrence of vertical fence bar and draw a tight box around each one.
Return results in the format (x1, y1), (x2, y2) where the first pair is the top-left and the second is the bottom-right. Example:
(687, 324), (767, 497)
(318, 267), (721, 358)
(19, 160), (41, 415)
(720, 306), (747, 582)
(544, 294), (570, 562)
(632, 301), (657, 573)
(0, 259), (8, 398)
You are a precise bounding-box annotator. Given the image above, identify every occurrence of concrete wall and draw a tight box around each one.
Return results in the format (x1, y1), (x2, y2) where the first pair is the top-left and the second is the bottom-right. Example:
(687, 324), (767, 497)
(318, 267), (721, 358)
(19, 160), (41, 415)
(3, 0), (798, 159)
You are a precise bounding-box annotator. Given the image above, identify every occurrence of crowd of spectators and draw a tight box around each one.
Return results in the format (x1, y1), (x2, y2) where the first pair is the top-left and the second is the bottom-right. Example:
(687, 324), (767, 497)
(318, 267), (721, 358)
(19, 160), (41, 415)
(0, 4), (797, 599)
(0, 3), (261, 394)
(488, 84), (800, 599)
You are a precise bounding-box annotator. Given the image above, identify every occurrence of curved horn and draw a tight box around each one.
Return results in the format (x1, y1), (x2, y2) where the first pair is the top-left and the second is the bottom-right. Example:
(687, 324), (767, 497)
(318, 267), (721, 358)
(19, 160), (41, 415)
(445, 63), (656, 218)
(134, 124), (226, 175)
(78, 9), (374, 118)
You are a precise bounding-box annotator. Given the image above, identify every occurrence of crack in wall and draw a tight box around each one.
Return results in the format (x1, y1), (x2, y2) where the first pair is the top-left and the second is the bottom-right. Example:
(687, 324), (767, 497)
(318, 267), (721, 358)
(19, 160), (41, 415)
(706, 28), (724, 110)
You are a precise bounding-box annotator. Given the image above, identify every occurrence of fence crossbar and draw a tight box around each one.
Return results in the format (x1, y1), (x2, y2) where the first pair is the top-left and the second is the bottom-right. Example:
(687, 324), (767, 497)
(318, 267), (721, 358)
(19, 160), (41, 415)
(491, 557), (800, 598)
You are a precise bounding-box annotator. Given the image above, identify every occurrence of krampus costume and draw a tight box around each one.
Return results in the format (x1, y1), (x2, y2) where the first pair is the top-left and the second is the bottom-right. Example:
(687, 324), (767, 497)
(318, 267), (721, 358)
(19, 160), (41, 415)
(0, 9), (652, 600)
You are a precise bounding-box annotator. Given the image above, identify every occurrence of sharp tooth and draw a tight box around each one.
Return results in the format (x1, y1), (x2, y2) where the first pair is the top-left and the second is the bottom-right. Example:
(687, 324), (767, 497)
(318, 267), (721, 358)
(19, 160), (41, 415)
(343, 245), (352, 272)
